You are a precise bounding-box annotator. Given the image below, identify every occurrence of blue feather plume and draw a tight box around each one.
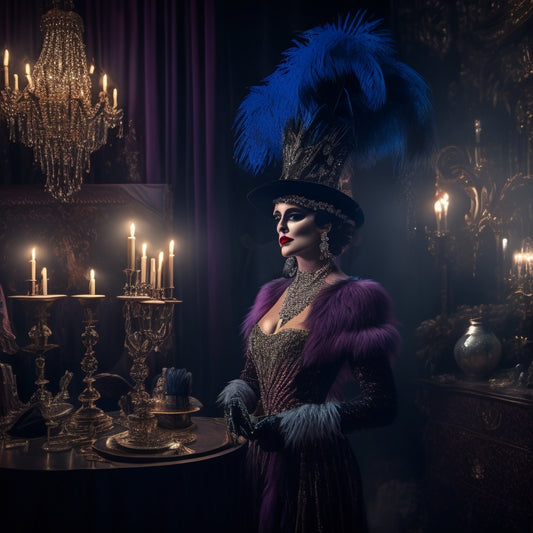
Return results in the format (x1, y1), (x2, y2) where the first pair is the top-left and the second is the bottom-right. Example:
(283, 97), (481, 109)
(233, 11), (433, 175)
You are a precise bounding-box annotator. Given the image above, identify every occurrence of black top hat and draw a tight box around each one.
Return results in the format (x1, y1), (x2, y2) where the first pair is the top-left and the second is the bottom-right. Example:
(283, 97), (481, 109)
(247, 179), (365, 227)
(246, 118), (365, 226)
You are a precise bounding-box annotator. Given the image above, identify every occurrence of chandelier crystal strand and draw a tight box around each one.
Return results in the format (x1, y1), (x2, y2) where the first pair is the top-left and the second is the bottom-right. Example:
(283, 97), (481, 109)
(0, 5), (123, 201)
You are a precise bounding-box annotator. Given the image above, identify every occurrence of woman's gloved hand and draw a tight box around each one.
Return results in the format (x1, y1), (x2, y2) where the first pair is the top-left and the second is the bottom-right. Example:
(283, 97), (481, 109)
(224, 396), (254, 440)
(252, 414), (284, 452)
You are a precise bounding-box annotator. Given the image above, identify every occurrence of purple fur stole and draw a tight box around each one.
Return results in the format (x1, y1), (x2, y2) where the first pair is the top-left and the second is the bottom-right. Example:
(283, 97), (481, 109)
(242, 276), (400, 377)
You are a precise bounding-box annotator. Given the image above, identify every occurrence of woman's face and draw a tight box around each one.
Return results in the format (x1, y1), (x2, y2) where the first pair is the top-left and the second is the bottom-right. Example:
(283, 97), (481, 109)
(273, 203), (323, 260)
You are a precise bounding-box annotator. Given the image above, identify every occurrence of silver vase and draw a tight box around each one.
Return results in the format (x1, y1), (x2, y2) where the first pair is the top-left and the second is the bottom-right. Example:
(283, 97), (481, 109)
(453, 318), (502, 379)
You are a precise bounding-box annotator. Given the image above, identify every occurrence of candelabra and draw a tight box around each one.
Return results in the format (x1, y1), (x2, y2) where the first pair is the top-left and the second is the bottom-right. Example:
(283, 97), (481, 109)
(9, 294), (67, 405)
(123, 268), (141, 296)
(68, 295), (113, 437)
(117, 296), (181, 450)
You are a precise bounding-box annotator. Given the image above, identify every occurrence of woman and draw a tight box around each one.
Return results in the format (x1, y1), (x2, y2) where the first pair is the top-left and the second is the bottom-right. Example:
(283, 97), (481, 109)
(220, 198), (398, 532)
(218, 12), (432, 533)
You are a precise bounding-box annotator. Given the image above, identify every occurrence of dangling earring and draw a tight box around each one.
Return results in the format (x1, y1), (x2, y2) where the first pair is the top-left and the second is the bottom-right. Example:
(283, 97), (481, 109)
(282, 256), (298, 278)
(319, 231), (333, 260)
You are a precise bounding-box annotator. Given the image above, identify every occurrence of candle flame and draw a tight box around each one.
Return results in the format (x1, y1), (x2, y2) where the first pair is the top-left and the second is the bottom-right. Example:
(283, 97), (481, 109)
(142, 243), (147, 256)
(158, 251), (164, 268)
(169, 240), (174, 255)
(3, 49), (8, 67)
(434, 193), (449, 215)
(102, 73), (107, 93)
(31, 247), (35, 261)
(25, 63), (30, 76)
(90, 269), (95, 280)
(130, 223), (135, 238)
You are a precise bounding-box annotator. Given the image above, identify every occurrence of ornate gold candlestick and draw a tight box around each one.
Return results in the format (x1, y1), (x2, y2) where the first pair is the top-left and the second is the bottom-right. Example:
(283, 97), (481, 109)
(9, 294), (67, 405)
(68, 295), (113, 436)
(117, 296), (181, 450)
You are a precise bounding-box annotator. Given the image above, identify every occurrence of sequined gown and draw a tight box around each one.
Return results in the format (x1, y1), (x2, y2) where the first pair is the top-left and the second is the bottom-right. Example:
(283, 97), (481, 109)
(235, 277), (399, 533)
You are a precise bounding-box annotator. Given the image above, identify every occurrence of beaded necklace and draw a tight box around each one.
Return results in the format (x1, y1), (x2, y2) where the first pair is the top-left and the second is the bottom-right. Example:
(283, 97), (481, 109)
(278, 260), (335, 326)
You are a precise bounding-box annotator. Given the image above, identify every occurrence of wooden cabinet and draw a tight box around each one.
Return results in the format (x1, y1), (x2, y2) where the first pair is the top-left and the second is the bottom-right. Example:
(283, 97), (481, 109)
(417, 378), (533, 533)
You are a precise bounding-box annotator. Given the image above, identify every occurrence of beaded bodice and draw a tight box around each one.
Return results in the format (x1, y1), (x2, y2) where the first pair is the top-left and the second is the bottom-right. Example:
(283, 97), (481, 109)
(248, 324), (309, 416)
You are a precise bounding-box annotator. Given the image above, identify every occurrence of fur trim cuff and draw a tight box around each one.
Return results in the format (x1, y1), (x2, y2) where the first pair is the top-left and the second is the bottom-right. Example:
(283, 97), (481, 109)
(279, 402), (341, 450)
(216, 379), (257, 411)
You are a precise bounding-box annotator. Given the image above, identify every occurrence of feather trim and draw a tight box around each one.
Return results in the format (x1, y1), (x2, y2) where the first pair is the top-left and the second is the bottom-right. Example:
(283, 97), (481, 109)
(233, 11), (433, 175)
(278, 402), (342, 450)
(216, 379), (257, 411)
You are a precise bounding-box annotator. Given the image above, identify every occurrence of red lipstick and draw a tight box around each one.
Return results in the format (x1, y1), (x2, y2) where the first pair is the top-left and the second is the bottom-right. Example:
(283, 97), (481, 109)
(279, 236), (293, 245)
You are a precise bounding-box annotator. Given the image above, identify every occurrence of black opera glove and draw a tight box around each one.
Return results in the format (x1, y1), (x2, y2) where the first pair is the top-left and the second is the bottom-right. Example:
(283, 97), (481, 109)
(251, 414), (284, 452)
(224, 397), (254, 440)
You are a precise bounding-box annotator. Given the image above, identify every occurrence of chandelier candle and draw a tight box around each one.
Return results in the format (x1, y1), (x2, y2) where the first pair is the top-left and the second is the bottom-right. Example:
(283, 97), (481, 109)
(25, 63), (33, 90)
(113, 88), (118, 108)
(128, 223), (136, 270)
(13, 74), (18, 92)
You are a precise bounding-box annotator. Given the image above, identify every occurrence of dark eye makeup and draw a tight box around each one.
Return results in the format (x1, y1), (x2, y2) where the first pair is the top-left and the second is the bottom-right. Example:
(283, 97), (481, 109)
(273, 207), (308, 222)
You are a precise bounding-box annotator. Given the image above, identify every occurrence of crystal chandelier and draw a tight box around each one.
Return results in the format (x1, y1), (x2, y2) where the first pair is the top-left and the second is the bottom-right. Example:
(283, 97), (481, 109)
(0, 1), (123, 201)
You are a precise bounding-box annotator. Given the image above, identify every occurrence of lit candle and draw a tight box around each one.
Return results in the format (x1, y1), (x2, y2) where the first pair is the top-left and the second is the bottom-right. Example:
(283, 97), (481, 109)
(150, 258), (156, 286)
(41, 267), (47, 296)
(474, 120), (482, 167)
(25, 63), (33, 90)
(434, 200), (442, 234)
(89, 62), (95, 75)
(113, 88), (118, 108)
(30, 247), (36, 281)
(128, 223), (135, 270)
(13, 73), (18, 91)
(501, 237), (509, 276)
(141, 243), (147, 283)
(102, 73), (107, 93)
(168, 240), (174, 289)
(89, 269), (95, 295)
(441, 193), (449, 232)
(514, 252), (527, 277)
(474, 119), (481, 144)
(157, 251), (164, 289)
(3, 49), (9, 88)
